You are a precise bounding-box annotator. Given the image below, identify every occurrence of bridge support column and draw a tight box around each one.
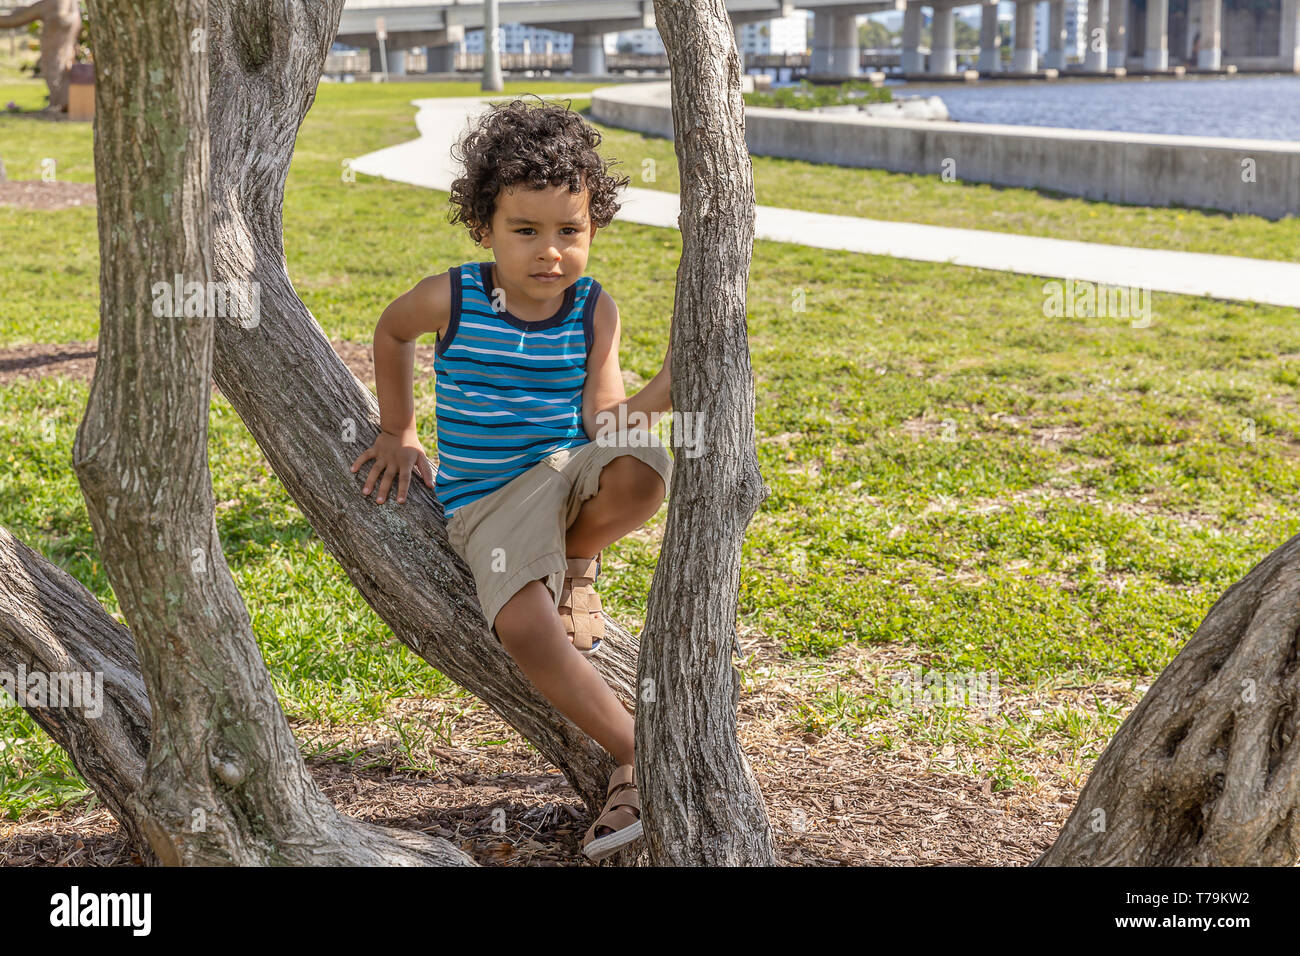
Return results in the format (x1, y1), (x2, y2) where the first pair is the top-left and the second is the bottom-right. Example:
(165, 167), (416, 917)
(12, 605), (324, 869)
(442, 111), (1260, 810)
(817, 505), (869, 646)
(1045, 0), (1066, 69)
(832, 11), (861, 75)
(572, 32), (606, 74)
(1013, 0), (1038, 72)
(811, 10), (832, 73)
(1108, 0), (1128, 68)
(1084, 0), (1109, 70)
(1197, 0), (1222, 68)
(426, 42), (457, 73)
(1144, 0), (1169, 70)
(813, 10), (859, 75)
(930, 5), (956, 74)
(978, 0), (1002, 72)
(901, 2), (925, 73)
(1285, 0), (1300, 73)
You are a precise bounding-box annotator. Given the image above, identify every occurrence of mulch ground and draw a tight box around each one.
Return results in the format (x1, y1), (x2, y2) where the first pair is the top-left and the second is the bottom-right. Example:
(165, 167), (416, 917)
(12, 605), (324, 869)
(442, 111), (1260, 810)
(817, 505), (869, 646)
(0, 340), (1080, 865)
(0, 644), (1072, 867)
(0, 339), (426, 392)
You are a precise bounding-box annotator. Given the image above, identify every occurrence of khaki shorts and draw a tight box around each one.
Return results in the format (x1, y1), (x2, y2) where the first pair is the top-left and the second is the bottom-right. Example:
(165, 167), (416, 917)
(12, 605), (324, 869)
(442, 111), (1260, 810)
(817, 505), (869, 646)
(446, 435), (673, 636)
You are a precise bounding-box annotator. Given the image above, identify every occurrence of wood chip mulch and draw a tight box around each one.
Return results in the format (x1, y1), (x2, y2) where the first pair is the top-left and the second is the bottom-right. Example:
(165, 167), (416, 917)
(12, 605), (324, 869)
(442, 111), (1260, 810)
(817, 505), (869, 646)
(0, 637), (1080, 867)
(0, 339), (416, 390)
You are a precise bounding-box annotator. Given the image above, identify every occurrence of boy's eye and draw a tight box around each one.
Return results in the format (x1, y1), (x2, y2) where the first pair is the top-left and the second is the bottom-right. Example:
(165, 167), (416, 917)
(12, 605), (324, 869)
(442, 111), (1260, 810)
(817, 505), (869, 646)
(515, 227), (578, 236)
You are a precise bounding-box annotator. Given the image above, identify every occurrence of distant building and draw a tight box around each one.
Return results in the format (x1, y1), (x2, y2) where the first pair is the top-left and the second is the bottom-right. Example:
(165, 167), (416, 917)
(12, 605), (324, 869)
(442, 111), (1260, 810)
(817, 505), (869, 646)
(735, 13), (810, 55)
(610, 13), (808, 57)
(612, 28), (664, 55)
(463, 23), (572, 54)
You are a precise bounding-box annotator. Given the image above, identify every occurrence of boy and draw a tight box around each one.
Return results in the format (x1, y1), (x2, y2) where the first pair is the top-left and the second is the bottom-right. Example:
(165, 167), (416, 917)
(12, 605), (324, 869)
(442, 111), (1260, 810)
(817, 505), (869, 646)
(349, 97), (673, 861)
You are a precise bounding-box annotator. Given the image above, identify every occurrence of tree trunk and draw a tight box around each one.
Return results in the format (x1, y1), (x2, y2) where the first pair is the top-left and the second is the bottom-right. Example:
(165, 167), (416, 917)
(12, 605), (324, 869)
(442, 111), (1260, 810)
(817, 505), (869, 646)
(636, 0), (777, 865)
(0, 527), (154, 860)
(70, 0), (470, 866)
(0, 0), (82, 111)
(0, 0), (653, 861)
(1037, 533), (1300, 865)
(202, 0), (625, 817)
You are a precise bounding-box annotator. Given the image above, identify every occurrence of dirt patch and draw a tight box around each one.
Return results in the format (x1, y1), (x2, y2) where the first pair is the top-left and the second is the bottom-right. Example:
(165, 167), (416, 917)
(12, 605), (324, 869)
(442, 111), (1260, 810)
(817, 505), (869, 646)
(0, 340), (664, 396)
(0, 339), (434, 390)
(0, 180), (97, 211)
(897, 413), (1084, 449)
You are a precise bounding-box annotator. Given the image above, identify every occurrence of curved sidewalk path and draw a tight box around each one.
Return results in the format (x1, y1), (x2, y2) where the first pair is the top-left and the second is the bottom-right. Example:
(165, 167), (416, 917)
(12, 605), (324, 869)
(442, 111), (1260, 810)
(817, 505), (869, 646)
(350, 91), (1300, 308)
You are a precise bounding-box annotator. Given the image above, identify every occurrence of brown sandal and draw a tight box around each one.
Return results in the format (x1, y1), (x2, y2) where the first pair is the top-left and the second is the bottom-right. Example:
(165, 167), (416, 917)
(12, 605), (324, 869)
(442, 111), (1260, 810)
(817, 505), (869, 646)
(558, 554), (604, 656)
(581, 763), (643, 860)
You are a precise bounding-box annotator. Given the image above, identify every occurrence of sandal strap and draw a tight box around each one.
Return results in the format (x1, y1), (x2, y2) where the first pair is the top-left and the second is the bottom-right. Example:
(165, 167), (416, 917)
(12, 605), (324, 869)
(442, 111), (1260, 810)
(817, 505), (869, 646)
(565, 556), (598, 582)
(558, 567), (605, 652)
(603, 787), (640, 815)
(581, 767), (642, 847)
(608, 763), (634, 793)
(583, 806), (640, 843)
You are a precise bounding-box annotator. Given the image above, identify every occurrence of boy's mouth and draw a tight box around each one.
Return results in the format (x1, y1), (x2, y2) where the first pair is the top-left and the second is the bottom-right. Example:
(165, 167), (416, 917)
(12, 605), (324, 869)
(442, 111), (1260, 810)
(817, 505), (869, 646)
(531, 272), (564, 283)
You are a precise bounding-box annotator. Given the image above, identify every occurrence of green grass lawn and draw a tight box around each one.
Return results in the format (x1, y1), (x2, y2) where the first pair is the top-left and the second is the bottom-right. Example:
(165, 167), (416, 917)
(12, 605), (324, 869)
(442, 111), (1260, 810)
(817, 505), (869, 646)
(3, 71), (1300, 815)
(578, 109), (1300, 262)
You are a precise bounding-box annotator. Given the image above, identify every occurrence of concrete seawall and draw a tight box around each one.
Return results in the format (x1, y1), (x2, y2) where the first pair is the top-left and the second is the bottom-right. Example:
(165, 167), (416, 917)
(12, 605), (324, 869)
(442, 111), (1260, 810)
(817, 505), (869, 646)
(590, 82), (1300, 220)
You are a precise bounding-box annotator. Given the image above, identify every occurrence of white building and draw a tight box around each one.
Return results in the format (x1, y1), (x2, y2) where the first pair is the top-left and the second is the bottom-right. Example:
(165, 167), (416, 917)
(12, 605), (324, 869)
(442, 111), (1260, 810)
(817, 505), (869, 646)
(612, 28), (664, 54)
(736, 13), (810, 55)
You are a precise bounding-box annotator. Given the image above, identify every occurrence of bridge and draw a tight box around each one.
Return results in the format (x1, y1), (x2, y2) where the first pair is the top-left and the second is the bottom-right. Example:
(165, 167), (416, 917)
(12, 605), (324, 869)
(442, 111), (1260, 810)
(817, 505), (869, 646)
(337, 0), (901, 74)
(336, 0), (1300, 78)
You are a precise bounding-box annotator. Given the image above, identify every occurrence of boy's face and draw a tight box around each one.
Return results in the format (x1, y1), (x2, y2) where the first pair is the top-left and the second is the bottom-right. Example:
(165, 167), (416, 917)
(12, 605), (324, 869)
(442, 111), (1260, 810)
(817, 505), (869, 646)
(480, 181), (597, 300)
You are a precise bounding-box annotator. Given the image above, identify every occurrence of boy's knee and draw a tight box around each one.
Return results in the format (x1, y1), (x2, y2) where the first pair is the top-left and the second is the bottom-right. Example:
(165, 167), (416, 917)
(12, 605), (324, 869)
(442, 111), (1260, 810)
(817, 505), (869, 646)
(493, 579), (557, 651)
(604, 455), (666, 504)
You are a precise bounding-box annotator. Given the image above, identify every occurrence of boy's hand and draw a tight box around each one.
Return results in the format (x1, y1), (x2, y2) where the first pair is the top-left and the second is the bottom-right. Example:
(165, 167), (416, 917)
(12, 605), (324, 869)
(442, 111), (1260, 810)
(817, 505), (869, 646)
(350, 428), (434, 505)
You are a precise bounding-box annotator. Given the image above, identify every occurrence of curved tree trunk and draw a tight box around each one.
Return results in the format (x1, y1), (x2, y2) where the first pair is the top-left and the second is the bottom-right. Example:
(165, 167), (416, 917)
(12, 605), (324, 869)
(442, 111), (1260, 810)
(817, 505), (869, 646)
(636, 0), (777, 865)
(70, 0), (470, 866)
(1037, 534), (1300, 865)
(202, 0), (627, 818)
(0, 0), (81, 111)
(0, 528), (153, 860)
(0, 0), (656, 863)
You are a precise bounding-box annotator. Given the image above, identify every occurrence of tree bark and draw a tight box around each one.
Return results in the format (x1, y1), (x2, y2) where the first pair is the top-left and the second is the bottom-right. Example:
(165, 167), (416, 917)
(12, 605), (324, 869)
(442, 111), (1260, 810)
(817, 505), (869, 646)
(70, 0), (470, 866)
(1037, 533), (1300, 865)
(0, 527), (153, 860)
(636, 0), (777, 865)
(0, 0), (650, 860)
(0, 0), (81, 111)
(201, 0), (626, 818)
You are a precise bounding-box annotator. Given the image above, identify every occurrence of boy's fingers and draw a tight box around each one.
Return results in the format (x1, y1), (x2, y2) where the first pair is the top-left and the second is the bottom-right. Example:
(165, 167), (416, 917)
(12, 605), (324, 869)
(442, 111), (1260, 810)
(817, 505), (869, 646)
(397, 466), (411, 503)
(419, 455), (435, 487)
(350, 446), (376, 473)
(360, 459), (379, 495)
(376, 464), (397, 503)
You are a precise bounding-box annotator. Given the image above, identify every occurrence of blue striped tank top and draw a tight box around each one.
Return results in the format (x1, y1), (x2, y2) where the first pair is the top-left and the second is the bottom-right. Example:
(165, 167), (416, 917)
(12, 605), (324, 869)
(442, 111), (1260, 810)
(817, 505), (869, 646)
(433, 260), (600, 518)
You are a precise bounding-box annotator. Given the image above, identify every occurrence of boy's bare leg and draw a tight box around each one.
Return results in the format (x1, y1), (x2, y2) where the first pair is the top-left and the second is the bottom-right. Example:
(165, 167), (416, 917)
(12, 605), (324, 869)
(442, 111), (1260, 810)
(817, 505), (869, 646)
(493, 455), (666, 765)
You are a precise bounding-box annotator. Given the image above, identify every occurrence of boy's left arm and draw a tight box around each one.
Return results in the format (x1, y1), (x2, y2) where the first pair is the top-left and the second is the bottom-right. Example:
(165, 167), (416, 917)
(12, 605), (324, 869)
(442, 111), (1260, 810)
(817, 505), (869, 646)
(582, 291), (672, 442)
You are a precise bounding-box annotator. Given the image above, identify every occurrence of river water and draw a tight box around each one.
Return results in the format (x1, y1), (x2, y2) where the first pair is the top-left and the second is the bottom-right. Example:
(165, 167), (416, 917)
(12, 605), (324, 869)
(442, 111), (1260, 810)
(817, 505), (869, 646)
(887, 74), (1300, 142)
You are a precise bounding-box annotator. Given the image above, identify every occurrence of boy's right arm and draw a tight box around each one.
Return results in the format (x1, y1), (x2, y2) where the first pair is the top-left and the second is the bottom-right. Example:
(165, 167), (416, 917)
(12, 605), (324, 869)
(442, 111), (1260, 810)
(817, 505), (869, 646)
(349, 272), (451, 505)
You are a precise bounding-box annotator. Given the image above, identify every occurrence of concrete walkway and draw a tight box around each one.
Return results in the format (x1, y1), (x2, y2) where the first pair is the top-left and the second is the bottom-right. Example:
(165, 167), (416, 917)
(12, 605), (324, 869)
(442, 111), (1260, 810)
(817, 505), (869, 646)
(350, 91), (1300, 308)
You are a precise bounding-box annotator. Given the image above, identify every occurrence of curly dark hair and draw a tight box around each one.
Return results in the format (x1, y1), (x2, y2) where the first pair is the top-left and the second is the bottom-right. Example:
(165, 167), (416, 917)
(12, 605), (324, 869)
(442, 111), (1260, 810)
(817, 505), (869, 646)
(447, 95), (631, 245)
